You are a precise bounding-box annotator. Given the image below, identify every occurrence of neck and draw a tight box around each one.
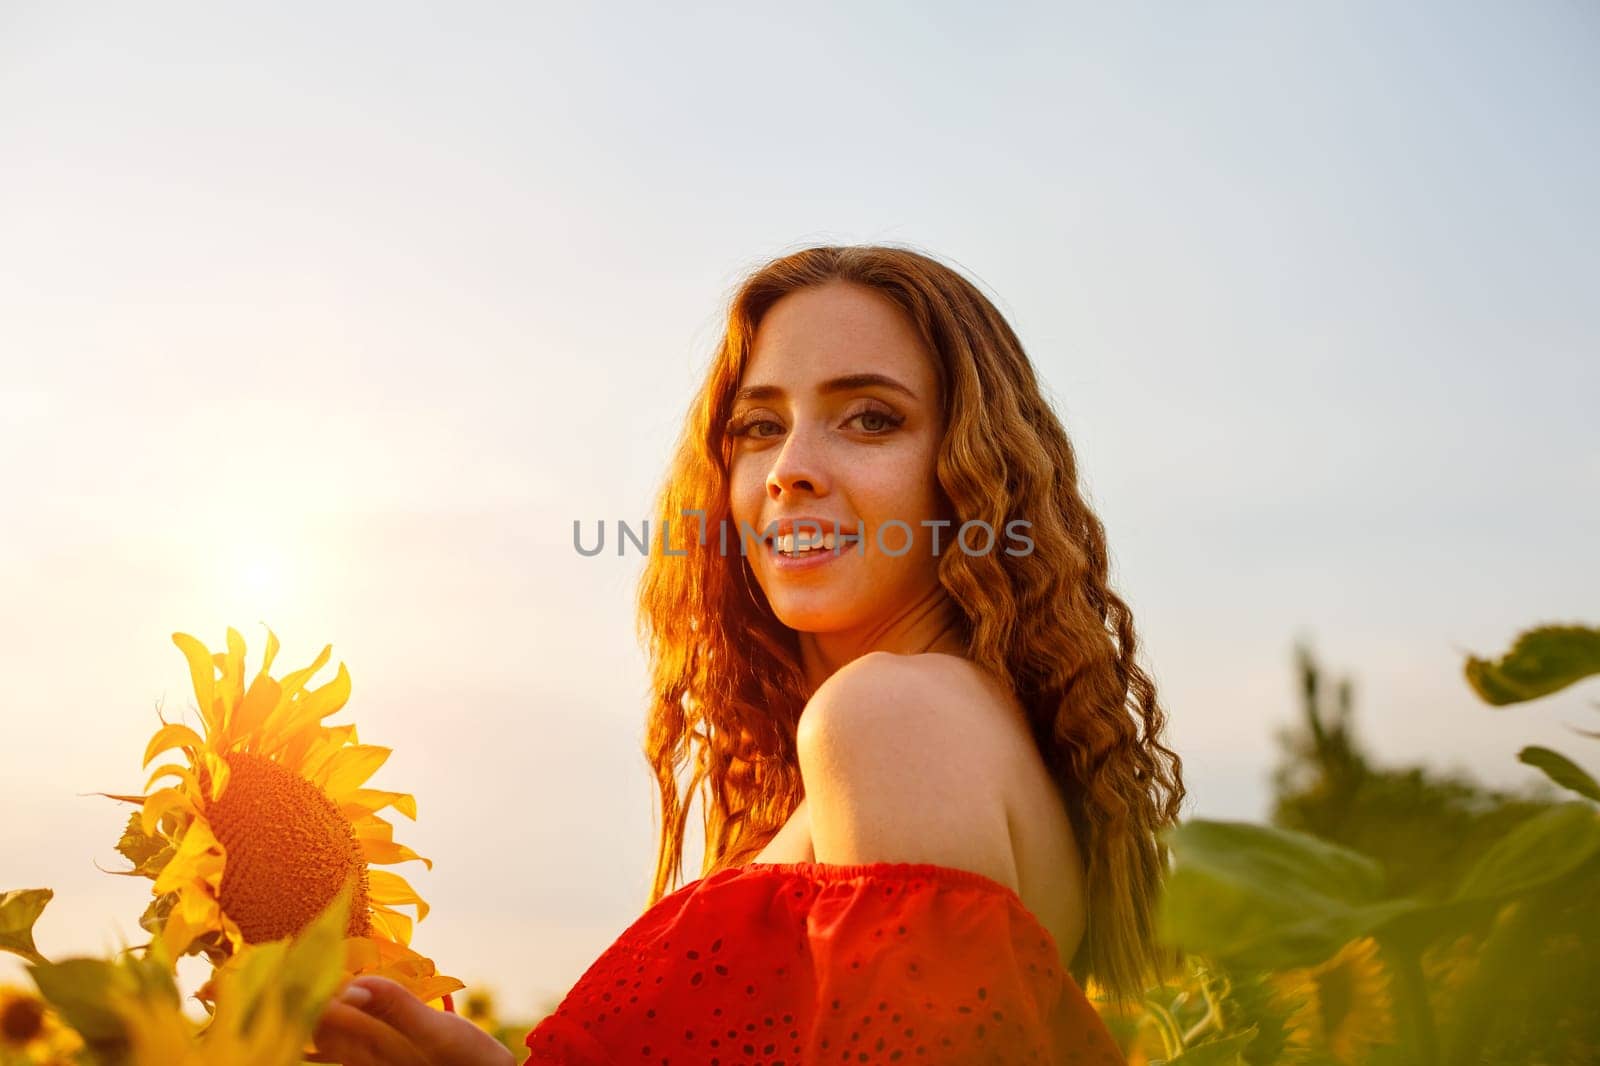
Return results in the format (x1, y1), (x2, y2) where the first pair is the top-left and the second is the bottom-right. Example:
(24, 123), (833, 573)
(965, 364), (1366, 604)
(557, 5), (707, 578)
(796, 584), (968, 695)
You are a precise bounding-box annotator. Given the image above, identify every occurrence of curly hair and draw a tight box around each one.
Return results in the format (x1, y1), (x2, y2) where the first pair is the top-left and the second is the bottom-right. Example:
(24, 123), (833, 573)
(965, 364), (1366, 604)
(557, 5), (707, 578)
(635, 243), (1185, 999)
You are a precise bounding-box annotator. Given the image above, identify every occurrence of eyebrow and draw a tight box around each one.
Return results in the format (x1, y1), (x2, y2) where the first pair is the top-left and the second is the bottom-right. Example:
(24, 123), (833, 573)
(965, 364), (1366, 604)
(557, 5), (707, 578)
(733, 372), (918, 404)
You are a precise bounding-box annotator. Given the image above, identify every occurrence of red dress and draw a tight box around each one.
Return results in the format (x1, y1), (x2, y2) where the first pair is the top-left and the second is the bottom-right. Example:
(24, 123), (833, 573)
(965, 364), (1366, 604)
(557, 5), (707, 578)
(523, 861), (1126, 1065)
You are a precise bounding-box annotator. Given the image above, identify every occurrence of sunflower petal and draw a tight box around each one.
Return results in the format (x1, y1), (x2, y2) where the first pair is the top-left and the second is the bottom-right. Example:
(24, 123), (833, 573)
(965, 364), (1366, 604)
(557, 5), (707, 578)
(176, 884), (219, 928)
(142, 721), (205, 770)
(274, 663), (353, 740)
(221, 627), (247, 730)
(368, 904), (414, 946)
(140, 788), (194, 838)
(161, 906), (198, 963)
(143, 763), (199, 795)
(276, 643), (333, 702)
(351, 938), (465, 1002)
(341, 789), (418, 820)
(355, 817), (395, 843)
(230, 674), (282, 743)
(171, 633), (217, 732)
(92, 791), (150, 805)
(411, 975), (467, 1002)
(316, 744), (391, 796)
(325, 723), (358, 748)
(343, 936), (382, 972)
(200, 750), (232, 803)
(259, 625), (281, 676)
(352, 817), (431, 869)
(367, 869), (429, 923)
(152, 819), (221, 894)
(360, 836), (433, 871)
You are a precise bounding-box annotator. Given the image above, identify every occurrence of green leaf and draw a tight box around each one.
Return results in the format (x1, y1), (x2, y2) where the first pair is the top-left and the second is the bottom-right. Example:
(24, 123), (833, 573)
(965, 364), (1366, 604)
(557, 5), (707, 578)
(1518, 746), (1600, 802)
(0, 888), (53, 964)
(138, 892), (175, 937)
(114, 811), (169, 873)
(106, 812), (176, 882)
(1451, 801), (1600, 902)
(1465, 625), (1600, 706)
(26, 957), (129, 1052)
(28, 951), (181, 1060)
(1157, 821), (1416, 970)
(1163, 1028), (1258, 1065)
(1168, 820), (1387, 903)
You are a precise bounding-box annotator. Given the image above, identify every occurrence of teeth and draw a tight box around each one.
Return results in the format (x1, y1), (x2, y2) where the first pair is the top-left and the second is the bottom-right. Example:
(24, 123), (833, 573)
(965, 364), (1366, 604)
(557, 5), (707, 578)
(773, 530), (839, 554)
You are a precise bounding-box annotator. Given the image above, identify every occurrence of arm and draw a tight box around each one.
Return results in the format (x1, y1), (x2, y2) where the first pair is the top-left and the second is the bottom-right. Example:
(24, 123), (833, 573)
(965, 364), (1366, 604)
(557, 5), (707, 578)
(797, 651), (1020, 890)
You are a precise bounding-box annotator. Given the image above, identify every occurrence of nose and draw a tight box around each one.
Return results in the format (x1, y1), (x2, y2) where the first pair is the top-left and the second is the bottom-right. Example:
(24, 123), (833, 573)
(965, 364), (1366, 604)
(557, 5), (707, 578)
(766, 426), (828, 501)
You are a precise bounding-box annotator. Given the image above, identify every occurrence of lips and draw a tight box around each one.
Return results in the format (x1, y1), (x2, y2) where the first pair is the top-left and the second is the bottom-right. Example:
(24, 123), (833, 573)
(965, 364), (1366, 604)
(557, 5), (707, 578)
(762, 516), (855, 539)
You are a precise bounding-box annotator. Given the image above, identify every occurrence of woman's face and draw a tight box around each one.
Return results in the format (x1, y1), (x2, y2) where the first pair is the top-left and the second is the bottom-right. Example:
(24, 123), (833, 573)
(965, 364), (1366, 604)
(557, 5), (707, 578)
(727, 280), (948, 636)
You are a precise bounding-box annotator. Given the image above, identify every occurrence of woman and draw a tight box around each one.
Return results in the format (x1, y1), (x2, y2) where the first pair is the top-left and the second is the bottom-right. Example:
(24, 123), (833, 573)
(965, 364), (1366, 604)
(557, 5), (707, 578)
(311, 245), (1184, 1065)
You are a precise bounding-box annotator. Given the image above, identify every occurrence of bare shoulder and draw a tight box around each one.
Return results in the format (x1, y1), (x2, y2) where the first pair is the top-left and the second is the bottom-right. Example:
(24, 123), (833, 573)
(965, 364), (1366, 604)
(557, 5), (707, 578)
(796, 651), (1026, 891)
(800, 652), (1089, 962)
(799, 650), (1025, 744)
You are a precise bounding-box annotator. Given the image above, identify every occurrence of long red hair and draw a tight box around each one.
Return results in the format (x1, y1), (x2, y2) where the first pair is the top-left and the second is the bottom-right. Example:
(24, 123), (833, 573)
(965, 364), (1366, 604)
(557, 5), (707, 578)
(635, 244), (1184, 998)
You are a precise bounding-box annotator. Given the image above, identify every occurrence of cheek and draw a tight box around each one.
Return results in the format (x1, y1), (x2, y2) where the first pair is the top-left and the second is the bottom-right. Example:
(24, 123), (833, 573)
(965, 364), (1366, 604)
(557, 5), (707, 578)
(857, 448), (941, 522)
(727, 459), (764, 521)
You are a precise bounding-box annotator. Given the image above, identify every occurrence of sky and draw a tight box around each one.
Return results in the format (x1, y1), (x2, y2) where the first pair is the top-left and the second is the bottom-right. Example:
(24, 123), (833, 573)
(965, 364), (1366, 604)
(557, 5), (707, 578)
(1, 0), (1597, 1017)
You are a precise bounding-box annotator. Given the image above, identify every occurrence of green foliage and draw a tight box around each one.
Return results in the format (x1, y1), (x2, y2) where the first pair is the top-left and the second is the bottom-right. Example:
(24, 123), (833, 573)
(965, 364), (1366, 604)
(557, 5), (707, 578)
(1156, 627), (1600, 1065)
(1518, 744), (1600, 801)
(1193, 962), (1290, 1066)
(1271, 643), (1553, 900)
(0, 888), (52, 966)
(1159, 820), (1415, 971)
(9, 882), (356, 1064)
(1464, 624), (1600, 706)
(1449, 801), (1600, 902)
(110, 812), (173, 880)
(28, 952), (174, 1062)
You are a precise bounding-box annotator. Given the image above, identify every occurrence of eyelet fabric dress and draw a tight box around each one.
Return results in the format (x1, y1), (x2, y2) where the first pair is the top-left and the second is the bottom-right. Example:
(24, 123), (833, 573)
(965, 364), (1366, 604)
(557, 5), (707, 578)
(523, 861), (1125, 1065)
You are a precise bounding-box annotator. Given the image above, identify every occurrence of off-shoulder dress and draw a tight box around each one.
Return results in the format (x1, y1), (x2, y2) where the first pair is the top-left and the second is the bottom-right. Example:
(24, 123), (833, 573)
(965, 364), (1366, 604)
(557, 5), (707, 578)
(523, 860), (1125, 1065)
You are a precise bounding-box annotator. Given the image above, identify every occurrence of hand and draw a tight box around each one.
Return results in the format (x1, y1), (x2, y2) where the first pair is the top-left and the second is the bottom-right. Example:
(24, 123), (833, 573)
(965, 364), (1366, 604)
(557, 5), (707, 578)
(308, 976), (517, 1066)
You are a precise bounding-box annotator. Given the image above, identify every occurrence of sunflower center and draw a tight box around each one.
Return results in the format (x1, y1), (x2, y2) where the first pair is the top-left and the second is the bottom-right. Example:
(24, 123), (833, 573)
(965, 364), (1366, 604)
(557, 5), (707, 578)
(201, 750), (372, 943)
(1, 996), (44, 1046)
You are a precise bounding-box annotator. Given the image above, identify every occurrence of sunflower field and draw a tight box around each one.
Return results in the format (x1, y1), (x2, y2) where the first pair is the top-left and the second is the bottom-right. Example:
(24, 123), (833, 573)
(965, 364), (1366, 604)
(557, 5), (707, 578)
(3, 623), (1597, 1065)
(1108, 624), (1600, 1065)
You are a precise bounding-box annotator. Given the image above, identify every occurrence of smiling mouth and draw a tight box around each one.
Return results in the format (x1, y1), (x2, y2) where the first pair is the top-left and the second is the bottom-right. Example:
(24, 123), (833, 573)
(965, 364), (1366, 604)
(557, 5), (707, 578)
(766, 530), (859, 557)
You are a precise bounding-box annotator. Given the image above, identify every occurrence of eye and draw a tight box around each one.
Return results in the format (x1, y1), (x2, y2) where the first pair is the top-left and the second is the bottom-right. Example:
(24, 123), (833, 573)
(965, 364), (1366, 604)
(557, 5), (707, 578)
(725, 414), (783, 439)
(847, 406), (905, 434)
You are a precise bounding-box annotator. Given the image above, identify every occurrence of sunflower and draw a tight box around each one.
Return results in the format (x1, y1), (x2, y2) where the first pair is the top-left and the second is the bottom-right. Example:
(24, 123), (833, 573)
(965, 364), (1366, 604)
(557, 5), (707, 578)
(104, 626), (462, 1004)
(0, 985), (81, 1066)
(1274, 935), (1394, 1064)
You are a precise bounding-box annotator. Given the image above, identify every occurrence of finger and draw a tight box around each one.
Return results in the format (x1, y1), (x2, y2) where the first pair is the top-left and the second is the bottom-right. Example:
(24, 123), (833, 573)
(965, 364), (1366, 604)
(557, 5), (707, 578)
(340, 979), (517, 1065)
(344, 975), (453, 1042)
(344, 975), (425, 1024)
(311, 999), (430, 1066)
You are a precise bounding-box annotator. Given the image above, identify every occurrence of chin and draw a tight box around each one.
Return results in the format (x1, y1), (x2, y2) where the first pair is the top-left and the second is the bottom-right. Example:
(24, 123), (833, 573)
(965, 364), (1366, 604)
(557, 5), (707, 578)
(765, 595), (856, 635)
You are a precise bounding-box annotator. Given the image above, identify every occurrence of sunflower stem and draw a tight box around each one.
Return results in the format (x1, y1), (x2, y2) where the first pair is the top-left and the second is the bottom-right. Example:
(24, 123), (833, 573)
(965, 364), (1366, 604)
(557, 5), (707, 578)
(1441, 886), (1562, 1065)
(1182, 970), (1225, 1046)
(1140, 996), (1185, 1059)
(1379, 937), (1439, 1066)
(1180, 1010), (1216, 1047)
